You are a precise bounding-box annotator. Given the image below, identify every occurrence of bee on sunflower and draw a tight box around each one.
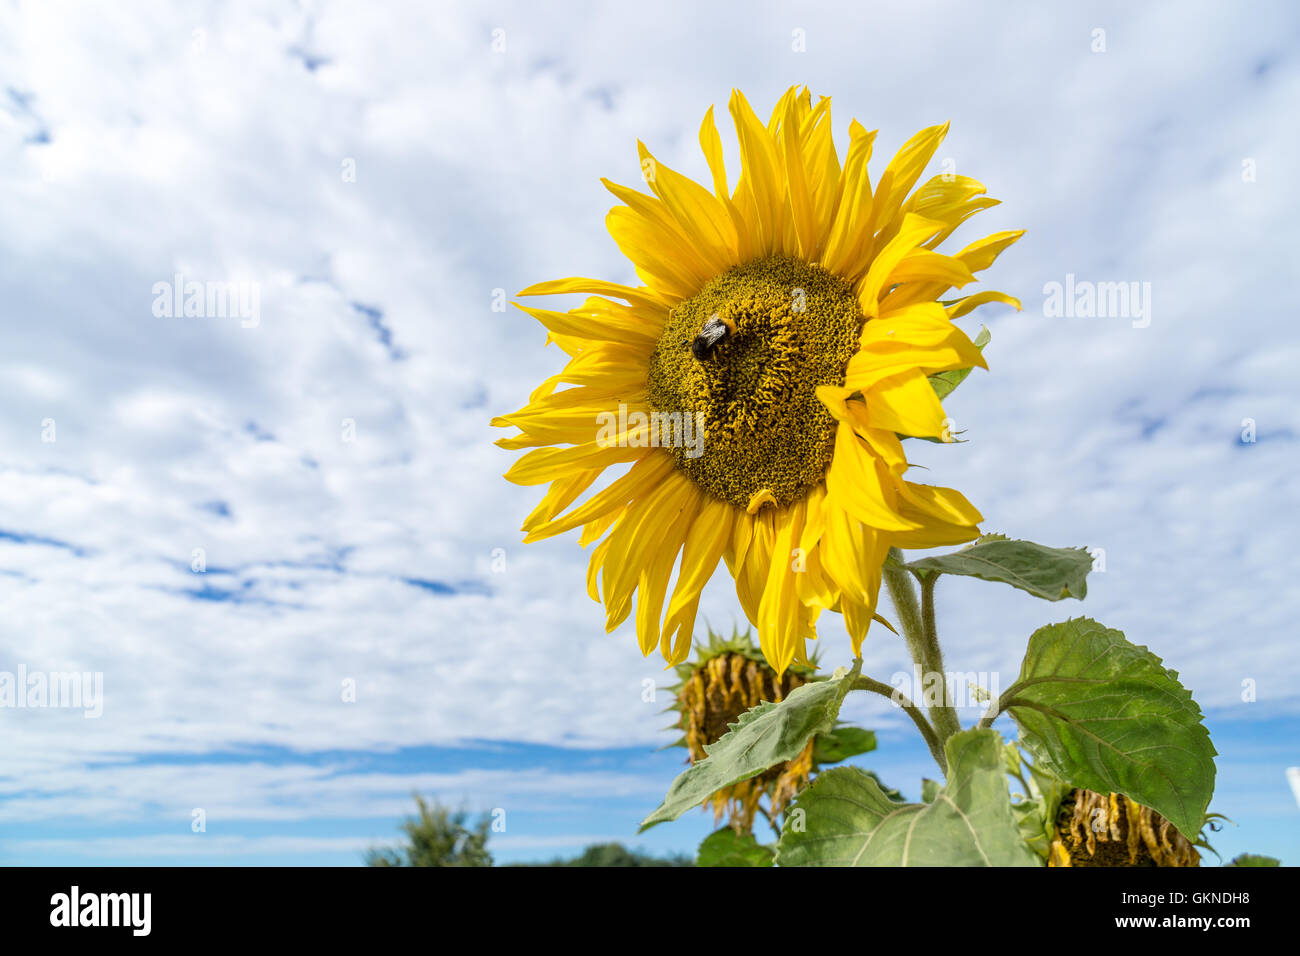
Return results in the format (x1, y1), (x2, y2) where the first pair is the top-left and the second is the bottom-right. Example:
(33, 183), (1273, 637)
(495, 86), (1021, 675)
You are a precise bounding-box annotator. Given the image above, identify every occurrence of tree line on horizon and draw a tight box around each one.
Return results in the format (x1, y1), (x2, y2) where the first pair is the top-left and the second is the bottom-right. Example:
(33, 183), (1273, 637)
(364, 795), (692, 868)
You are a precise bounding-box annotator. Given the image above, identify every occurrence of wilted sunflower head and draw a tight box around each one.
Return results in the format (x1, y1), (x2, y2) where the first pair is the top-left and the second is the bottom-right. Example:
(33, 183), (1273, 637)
(495, 86), (1022, 674)
(1048, 789), (1200, 867)
(667, 628), (817, 831)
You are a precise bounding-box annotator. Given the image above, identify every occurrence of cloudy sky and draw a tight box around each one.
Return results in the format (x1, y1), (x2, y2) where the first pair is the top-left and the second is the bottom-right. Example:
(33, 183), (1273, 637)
(0, 0), (1297, 865)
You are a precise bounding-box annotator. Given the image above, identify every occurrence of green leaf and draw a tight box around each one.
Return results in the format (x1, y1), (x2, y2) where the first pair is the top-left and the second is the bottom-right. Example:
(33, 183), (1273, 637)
(639, 661), (861, 831)
(1002, 740), (1071, 860)
(1003, 617), (1217, 840)
(865, 770), (905, 804)
(928, 325), (990, 401)
(905, 536), (1093, 601)
(1225, 853), (1280, 867)
(812, 726), (877, 765)
(920, 778), (941, 803)
(696, 827), (775, 867)
(1011, 776), (1071, 862)
(775, 728), (1041, 867)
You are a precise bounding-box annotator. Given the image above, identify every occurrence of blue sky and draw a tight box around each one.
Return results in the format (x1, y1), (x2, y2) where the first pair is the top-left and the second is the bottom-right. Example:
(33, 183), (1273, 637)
(0, 0), (1297, 865)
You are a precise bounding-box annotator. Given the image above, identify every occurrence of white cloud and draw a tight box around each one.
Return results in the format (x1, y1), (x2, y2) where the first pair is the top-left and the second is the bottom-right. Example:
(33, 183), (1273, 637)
(0, 0), (1296, 843)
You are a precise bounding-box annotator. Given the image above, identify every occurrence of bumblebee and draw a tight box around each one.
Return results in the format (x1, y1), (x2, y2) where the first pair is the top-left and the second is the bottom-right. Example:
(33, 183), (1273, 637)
(689, 314), (736, 361)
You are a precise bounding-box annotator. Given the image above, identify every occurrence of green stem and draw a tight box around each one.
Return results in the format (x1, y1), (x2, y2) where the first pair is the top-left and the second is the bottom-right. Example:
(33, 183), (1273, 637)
(883, 548), (963, 750)
(918, 572), (962, 741)
(852, 675), (946, 775)
(755, 801), (783, 840)
(977, 679), (1025, 729)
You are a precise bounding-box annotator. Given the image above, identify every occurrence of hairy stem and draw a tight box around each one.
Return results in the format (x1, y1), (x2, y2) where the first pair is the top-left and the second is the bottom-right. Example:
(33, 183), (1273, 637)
(852, 675), (947, 775)
(883, 549), (963, 751)
(977, 680), (1024, 729)
(918, 572), (962, 741)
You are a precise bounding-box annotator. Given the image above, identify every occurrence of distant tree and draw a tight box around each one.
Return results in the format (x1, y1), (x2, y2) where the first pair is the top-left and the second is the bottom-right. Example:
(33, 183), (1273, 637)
(562, 843), (693, 867)
(512, 842), (693, 867)
(365, 795), (493, 867)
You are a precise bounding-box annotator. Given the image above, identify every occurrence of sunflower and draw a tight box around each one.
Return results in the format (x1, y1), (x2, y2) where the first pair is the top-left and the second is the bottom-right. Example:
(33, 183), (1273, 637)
(1048, 789), (1200, 867)
(668, 628), (818, 833)
(495, 86), (1021, 674)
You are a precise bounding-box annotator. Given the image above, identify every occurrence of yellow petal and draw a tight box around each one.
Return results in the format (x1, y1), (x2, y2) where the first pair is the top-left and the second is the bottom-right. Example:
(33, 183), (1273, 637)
(794, 541), (838, 611)
(821, 503), (885, 603)
(857, 213), (945, 318)
(636, 141), (740, 273)
(725, 505), (753, 577)
(956, 229), (1025, 273)
(862, 368), (949, 439)
(660, 496), (734, 661)
(866, 122), (949, 243)
(945, 290), (1021, 318)
(887, 248), (976, 289)
(814, 383), (855, 423)
(661, 592), (702, 666)
(586, 534), (614, 601)
(528, 374), (561, 404)
(797, 481), (828, 554)
(498, 400), (652, 448)
(824, 419), (919, 532)
(897, 480), (983, 527)
(698, 105), (730, 200)
(579, 503), (623, 548)
(733, 508), (774, 625)
(599, 473), (697, 618)
(698, 105), (753, 262)
(902, 174), (999, 248)
(847, 304), (987, 392)
(781, 93), (818, 258)
(757, 502), (807, 675)
(887, 483), (983, 548)
(799, 95), (841, 247)
(499, 380), (644, 421)
(605, 205), (709, 302)
(728, 88), (785, 255)
(513, 302), (660, 349)
(765, 85), (800, 132)
(857, 425), (909, 476)
(523, 469), (601, 532)
(517, 276), (669, 313)
(504, 438), (647, 486)
(555, 340), (651, 388)
(521, 452), (672, 542)
(635, 491), (699, 655)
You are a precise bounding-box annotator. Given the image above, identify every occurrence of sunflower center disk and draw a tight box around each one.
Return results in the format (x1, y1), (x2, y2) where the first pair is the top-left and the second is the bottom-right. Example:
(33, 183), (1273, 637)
(646, 256), (863, 510)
